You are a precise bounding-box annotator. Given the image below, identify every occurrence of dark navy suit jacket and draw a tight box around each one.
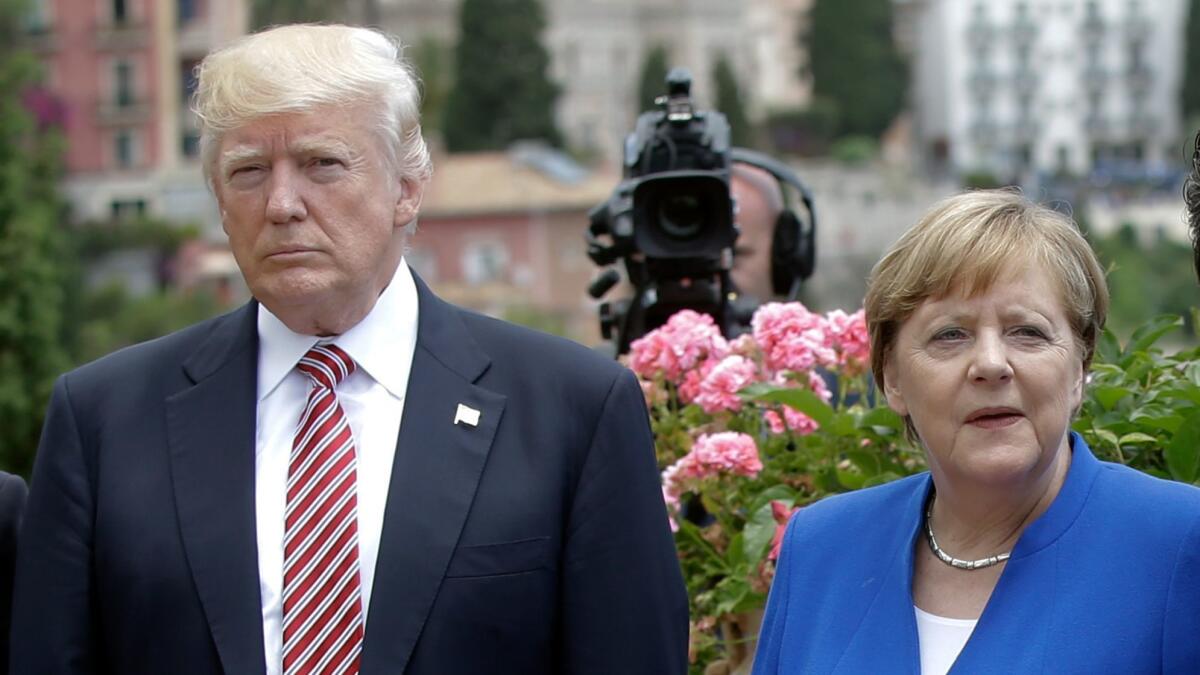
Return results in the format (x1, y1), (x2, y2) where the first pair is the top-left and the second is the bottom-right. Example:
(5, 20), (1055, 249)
(11, 275), (688, 674)
(753, 433), (1200, 674)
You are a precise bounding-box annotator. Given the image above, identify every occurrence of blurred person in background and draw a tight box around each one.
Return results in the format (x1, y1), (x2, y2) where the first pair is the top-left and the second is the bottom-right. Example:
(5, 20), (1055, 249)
(0, 471), (24, 673)
(730, 162), (786, 306)
(1186, 130), (1200, 280)
(10, 24), (687, 675)
(753, 190), (1200, 673)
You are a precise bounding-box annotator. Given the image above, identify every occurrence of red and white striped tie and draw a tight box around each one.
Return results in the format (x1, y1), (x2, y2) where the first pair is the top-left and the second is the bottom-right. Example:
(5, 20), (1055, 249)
(283, 344), (364, 675)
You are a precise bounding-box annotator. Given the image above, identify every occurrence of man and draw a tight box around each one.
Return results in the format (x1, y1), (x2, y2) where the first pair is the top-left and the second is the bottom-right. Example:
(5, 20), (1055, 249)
(730, 162), (787, 305)
(11, 24), (687, 674)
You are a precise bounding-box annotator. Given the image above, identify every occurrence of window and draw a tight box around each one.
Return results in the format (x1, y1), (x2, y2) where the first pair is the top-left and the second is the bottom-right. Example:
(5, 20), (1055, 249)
(113, 0), (128, 23)
(461, 241), (509, 285)
(180, 59), (200, 104)
(115, 60), (134, 107)
(178, 0), (198, 23)
(110, 198), (146, 221)
(114, 129), (137, 168)
(180, 131), (200, 159)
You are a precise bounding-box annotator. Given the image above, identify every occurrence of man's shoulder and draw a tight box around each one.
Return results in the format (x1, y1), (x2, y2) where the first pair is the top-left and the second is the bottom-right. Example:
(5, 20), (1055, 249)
(64, 304), (251, 392)
(455, 307), (627, 383)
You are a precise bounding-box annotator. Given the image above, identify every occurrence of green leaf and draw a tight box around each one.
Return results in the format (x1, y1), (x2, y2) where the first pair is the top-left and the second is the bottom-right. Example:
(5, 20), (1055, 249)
(858, 406), (904, 430)
(1117, 432), (1159, 445)
(749, 386), (836, 428)
(1092, 385), (1133, 411)
(1124, 315), (1183, 357)
(1165, 411), (1200, 483)
(861, 471), (904, 488)
(1096, 328), (1121, 365)
(845, 450), (882, 477)
(1093, 428), (1120, 450)
(743, 499), (790, 563)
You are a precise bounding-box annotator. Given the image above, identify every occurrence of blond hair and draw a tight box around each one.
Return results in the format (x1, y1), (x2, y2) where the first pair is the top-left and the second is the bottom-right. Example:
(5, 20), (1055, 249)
(865, 189), (1109, 396)
(193, 24), (432, 189)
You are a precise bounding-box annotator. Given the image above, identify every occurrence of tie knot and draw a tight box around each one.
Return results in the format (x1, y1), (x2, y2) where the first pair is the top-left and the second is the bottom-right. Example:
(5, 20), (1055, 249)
(297, 344), (356, 390)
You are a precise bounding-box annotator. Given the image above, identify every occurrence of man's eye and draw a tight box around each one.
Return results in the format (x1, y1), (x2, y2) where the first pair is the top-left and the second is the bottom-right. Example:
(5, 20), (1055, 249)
(311, 157), (342, 168)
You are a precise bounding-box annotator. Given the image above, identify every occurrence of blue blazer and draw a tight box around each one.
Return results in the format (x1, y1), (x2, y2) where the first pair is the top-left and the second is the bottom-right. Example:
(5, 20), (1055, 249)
(753, 433), (1200, 674)
(11, 274), (689, 674)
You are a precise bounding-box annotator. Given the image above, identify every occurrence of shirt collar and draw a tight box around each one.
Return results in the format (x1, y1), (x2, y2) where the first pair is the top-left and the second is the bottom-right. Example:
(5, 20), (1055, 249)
(257, 258), (419, 401)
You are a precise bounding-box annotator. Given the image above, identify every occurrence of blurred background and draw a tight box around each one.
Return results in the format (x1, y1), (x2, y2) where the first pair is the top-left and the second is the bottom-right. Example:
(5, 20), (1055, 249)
(3, 0), (1200, 469)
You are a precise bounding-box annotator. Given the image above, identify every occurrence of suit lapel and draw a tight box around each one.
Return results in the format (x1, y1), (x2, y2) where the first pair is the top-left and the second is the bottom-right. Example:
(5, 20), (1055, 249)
(166, 303), (268, 675)
(359, 275), (506, 674)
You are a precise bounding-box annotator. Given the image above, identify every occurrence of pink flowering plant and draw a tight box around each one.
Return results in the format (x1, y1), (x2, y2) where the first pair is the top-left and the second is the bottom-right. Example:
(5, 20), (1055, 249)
(629, 305), (922, 670)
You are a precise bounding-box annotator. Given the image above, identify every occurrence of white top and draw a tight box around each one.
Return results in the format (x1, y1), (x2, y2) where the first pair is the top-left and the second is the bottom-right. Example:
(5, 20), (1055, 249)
(254, 260), (419, 675)
(914, 605), (978, 675)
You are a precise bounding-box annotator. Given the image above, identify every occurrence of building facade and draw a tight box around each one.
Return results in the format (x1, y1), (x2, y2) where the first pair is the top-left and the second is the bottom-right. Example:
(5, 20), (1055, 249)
(28, 0), (248, 236)
(373, 0), (813, 159)
(909, 0), (1187, 179)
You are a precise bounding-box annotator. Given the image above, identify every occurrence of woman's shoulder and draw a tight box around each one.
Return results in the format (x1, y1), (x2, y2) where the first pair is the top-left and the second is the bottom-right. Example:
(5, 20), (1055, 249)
(787, 472), (929, 538)
(1091, 460), (1200, 530)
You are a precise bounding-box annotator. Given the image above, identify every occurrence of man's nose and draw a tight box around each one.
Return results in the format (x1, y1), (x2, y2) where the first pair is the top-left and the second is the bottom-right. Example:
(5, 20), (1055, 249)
(264, 166), (307, 224)
(967, 332), (1013, 383)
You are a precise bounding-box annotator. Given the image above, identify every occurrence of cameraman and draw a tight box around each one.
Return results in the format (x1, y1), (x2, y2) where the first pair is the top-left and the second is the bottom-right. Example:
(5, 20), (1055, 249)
(730, 163), (788, 305)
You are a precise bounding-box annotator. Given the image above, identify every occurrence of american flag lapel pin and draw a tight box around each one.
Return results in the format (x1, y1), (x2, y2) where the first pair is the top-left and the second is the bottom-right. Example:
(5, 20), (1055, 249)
(454, 403), (481, 427)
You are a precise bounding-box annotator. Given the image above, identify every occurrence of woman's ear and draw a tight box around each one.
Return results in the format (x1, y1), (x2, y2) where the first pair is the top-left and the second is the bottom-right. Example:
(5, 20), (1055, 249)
(882, 360), (908, 417)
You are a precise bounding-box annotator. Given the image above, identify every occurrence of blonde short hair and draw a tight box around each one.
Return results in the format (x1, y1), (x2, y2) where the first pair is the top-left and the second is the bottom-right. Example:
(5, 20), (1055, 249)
(865, 189), (1109, 395)
(193, 24), (432, 188)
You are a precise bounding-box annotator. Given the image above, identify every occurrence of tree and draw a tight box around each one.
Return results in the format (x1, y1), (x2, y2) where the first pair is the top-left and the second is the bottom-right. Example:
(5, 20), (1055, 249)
(637, 44), (670, 115)
(412, 37), (453, 136)
(712, 52), (754, 148)
(442, 0), (561, 152)
(1184, 0), (1200, 121)
(803, 0), (907, 139)
(0, 0), (69, 474)
(250, 0), (338, 28)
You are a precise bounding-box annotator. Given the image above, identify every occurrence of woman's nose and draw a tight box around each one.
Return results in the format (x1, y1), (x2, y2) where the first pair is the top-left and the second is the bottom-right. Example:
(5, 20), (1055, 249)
(967, 333), (1013, 383)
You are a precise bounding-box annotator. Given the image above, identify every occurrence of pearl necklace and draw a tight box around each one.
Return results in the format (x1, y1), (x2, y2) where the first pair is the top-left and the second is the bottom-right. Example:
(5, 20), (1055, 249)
(924, 496), (1012, 571)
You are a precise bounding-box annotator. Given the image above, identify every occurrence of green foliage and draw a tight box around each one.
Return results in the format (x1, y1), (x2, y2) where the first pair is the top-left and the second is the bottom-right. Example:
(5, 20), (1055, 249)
(71, 217), (200, 260)
(711, 53), (754, 148)
(411, 37), (453, 135)
(1184, 0), (1200, 119)
(71, 283), (224, 365)
(250, 0), (338, 28)
(829, 135), (877, 165)
(962, 170), (1006, 189)
(803, 0), (907, 139)
(1075, 314), (1200, 485)
(500, 304), (567, 338)
(636, 44), (670, 114)
(0, 2), (69, 474)
(1090, 223), (1199, 342)
(442, 0), (562, 151)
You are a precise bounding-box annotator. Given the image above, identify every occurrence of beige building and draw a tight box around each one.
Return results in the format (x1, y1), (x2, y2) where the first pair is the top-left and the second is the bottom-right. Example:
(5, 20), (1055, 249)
(372, 0), (814, 159)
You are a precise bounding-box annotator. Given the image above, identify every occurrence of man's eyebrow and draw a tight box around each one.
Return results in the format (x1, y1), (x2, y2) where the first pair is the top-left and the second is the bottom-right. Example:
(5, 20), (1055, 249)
(291, 137), (354, 157)
(217, 145), (263, 175)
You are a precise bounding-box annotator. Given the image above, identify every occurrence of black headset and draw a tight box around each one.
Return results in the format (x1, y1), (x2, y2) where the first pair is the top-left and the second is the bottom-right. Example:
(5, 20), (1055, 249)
(730, 148), (817, 300)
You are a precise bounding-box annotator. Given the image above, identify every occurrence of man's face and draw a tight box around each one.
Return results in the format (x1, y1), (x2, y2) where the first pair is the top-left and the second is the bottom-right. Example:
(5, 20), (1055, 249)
(213, 102), (419, 323)
(729, 166), (780, 302)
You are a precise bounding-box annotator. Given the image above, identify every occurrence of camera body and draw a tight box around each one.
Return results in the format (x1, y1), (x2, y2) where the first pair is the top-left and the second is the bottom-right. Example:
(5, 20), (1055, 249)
(587, 68), (741, 353)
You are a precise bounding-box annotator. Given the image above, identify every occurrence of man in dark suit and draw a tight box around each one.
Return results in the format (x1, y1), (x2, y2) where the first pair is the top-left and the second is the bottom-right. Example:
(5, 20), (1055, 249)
(11, 24), (687, 674)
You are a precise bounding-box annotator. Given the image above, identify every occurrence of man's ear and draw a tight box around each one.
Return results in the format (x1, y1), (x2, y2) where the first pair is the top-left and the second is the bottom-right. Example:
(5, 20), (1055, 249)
(882, 359), (908, 417)
(394, 177), (425, 229)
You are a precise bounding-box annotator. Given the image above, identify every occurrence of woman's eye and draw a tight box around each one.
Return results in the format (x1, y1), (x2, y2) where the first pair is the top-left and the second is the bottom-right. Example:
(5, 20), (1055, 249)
(932, 328), (966, 341)
(1013, 326), (1046, 339)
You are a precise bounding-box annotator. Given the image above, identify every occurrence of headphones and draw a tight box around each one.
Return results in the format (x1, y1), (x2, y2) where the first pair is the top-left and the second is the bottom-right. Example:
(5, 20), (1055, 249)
(730, 148), (817, 300)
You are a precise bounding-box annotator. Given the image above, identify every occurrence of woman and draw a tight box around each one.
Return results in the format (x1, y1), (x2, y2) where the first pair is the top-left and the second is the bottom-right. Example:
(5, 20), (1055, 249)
(753, 190), (1200, 673)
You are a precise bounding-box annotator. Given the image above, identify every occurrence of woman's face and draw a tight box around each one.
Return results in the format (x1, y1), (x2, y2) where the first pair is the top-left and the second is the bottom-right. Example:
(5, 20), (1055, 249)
(883, 264), (1083, 489)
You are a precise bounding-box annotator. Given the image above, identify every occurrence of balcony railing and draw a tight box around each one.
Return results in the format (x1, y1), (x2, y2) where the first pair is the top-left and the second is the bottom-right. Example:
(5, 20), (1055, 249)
(94, 19), (150, 50)
(95, 98), (152, 126)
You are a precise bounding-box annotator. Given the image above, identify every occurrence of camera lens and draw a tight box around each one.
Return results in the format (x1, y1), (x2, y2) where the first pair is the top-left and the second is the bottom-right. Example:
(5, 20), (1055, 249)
(658, 193), (706, 239)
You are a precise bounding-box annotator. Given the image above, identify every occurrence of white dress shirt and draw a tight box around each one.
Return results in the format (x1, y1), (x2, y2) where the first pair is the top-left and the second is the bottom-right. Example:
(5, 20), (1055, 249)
(254, 260), (419, 675)
(914, 605), (977, 675)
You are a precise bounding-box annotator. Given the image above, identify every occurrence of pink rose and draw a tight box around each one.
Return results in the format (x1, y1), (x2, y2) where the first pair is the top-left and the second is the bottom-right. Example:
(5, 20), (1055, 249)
(768, 501), (802, 561)
(826, 309), (870, 376)
(629, 310), (729, 386)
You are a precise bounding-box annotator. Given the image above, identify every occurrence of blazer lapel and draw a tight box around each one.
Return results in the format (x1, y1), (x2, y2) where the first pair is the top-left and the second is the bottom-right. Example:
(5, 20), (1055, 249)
(165, 302), (268, 675)
(833, 479), (928, 674)
(359, 274), (506, 674)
